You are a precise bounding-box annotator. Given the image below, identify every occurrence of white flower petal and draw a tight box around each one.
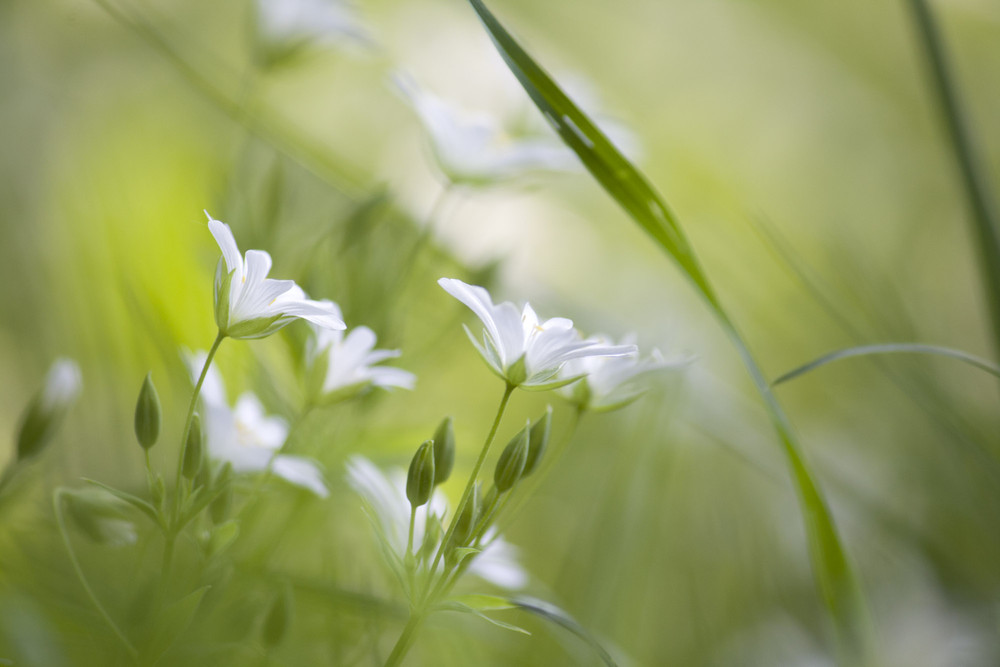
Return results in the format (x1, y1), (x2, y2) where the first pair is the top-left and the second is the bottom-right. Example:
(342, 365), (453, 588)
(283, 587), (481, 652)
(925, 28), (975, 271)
(207, 217), (243, 276)
(271, 455), (329, 497)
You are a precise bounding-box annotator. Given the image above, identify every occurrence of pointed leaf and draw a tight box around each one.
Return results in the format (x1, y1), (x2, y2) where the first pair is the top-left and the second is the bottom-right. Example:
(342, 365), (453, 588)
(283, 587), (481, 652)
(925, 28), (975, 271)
(510, 596), (617, 667)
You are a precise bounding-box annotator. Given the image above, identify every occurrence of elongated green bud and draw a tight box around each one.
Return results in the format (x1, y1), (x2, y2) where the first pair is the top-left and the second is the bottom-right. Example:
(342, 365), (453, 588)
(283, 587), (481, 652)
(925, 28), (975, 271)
(453, 482), (480, 547)
(134, 373), (161, 450)
(494, 423), (529, 492)
(17, 359), (81, 461)
(522, 406), (552, 478)
(432, 416), (455, 485)
(151, 474), (166, 510)
(406, 441), (435, 508)
(262, 585), (293, 647)
(210, 464), (233, 524)
(182, 413), (204, 480)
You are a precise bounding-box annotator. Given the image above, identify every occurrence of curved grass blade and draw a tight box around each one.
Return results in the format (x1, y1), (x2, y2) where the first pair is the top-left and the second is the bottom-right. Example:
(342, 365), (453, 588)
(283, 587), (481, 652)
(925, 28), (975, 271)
(465, 2), (872, 662)
(509, 596), (617, 667)
(774, 343), (1000, 386)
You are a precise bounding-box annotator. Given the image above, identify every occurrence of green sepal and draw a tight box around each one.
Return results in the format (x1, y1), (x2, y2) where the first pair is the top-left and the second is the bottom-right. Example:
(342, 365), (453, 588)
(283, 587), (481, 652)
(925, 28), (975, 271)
(522, 406), (552, 477)
(494, 423), (529, 492)
(432, 416), (456, 485)
(182, 413), (204, 480)
(214, 263), (234, 332)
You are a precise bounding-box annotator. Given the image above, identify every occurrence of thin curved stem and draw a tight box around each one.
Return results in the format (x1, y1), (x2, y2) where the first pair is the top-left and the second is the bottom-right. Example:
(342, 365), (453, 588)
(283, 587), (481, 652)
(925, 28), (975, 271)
(425, 383), (515, 593)
(53, 489), (138, 658)
(383, 612), (425, 667)
(173, 332), (225, 516)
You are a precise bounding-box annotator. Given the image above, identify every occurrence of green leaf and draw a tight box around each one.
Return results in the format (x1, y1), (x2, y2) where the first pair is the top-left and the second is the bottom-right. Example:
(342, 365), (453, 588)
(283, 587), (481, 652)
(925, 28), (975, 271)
(143, 586), (210, 661)
(510, 596), (617, 667)
(449, 594), (517, 612)
(773, 343), (1000, 385)
(434, 601), (530, 635)
(82, 478), (160, 527)
(465, 0), (717, 307)
(451, 546), (481, 567)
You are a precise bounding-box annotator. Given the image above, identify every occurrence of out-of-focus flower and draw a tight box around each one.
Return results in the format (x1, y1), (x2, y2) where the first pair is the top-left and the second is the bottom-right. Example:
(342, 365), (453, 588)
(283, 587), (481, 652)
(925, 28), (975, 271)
(16, 358), (82, 461)
(438, 278), (635, 390)
(559, 335), (681, 411)
(255, 0), (370, 52)
(187, 351), (327, 497)
(207, 212), (344, 340)
(307, 301), (415, 403)
(346, 456), (527, 589)
(393, 72), (577, 186)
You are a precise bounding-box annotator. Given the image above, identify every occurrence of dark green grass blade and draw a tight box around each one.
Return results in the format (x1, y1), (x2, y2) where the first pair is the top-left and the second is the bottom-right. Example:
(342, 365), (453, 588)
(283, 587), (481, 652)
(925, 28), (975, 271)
(906, 0), (1000, 366)
(465, 0), (717, 309)
(774, 343), (1000, 386)
(465, 2), (872, 662)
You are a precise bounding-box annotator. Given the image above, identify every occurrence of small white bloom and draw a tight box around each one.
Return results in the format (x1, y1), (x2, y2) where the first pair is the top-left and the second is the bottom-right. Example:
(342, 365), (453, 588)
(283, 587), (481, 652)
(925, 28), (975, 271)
(187, 351), (328, 497)
(207, 212), (345, 340)
(559, 335), (681, 411)
(345, 455), (527, 589)
(307, 301), (416, 403)
(40, 358), (82, 413)
(393, 72), (577, 185)
(438, 278), (635, 390)
(255, 0), (370, 50)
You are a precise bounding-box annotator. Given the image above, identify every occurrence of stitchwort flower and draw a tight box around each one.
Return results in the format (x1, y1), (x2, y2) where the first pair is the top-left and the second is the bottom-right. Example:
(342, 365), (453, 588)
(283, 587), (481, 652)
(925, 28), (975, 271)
(393, 73), (576, 186)
(559, 335), (681, 412)
(438, 278), (635, 390)
(187, 352), (328, 497)
(16, 358), (82, 461)
(306, 301), (415, 403)
(207, 212), (344, 340)
(346, 455), (527, 589)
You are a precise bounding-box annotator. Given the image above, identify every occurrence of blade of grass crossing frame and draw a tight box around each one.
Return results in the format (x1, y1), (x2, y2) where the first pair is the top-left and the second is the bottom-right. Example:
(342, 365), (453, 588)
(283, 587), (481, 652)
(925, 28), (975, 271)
(774, 343), (1000, 386)
(466, 1), (872, 663)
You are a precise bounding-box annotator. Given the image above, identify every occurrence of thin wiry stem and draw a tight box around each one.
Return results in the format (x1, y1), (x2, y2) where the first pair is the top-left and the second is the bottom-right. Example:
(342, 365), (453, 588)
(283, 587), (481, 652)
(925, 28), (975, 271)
(53, 489), (138, 658)
(906, 0), (1000, 364)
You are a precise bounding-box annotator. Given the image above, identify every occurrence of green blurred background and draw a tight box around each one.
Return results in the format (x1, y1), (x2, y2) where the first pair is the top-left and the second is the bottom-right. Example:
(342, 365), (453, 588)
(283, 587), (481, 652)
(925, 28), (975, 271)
(1, 0), (999, 664)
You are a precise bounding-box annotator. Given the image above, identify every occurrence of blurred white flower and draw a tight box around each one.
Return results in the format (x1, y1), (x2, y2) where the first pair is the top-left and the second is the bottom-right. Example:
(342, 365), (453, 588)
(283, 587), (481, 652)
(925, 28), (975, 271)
(307, 301), (415, 403)
(393, 72), (577, 185)
(559, 335), (681, 411)
(255, 0), (370, 50)
(16, 358), (82, 461)
(41, 358), (83, 411)
(438, 278), (635, 390)
(207, 212), (344, 340)
(187, 351), (327, 497)
(346, 455), (527, 589)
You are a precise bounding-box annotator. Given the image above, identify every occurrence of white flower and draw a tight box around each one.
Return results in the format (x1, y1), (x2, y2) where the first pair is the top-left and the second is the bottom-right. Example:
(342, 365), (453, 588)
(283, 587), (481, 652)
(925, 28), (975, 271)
(307, 301), (416, 403)
(346, 456), (527, 589)
(438, 278), (635, 390)
(559, 335), (681, 411)
(40, 358), (82, 413)
(207, 212), (345, 340)
(187, 351), (328, 497)
(393, 73), (577, 185)
(255, 0), (370, 50)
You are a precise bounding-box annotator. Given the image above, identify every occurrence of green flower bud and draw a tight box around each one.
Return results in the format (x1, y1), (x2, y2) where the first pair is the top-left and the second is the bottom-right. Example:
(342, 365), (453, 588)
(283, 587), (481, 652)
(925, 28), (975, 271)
(210, 464), (233, 524)
(134, 373), (161, 450)
(522, 406), (552, 478)
(262, 585), (293, 647)
(432, 416), (456, 485)
(62, 488), (137, 547)
(151, 474), (166, 510)
(494, 423), (529, 492)
(182, 413), (204, 480)
(16, 359), (81, 461)
(406, 441), (435, 508)
(453, 482), (480, 547)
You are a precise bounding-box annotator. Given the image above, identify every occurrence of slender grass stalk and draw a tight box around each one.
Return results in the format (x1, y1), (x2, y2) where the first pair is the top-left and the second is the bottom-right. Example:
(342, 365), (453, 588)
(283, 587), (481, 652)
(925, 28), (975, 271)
(906, 0), (1000, 364)
(464, 2), (874, 662)
(53, 488), (139, 659)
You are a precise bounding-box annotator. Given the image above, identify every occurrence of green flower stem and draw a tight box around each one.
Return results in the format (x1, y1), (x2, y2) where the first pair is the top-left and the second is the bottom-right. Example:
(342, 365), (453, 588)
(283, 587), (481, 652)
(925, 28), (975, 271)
(53, 489), (138, 659)
(173, 331), (225, 519)
(425, 383), (515, 594)
(383, 612), (426, 667)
